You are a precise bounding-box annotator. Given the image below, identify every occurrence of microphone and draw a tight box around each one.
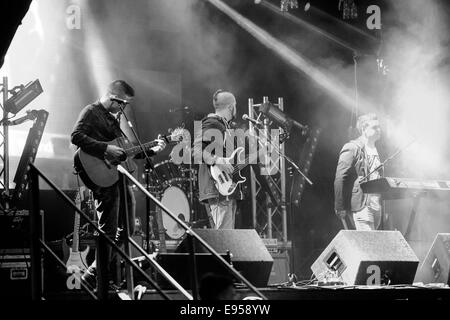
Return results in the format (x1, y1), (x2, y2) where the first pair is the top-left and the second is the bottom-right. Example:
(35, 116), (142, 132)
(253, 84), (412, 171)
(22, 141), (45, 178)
(242, 114), (263, 126)
(110, 97), (130, 104)
(169, 106), (190, 113)
(5, 110), (39, 126)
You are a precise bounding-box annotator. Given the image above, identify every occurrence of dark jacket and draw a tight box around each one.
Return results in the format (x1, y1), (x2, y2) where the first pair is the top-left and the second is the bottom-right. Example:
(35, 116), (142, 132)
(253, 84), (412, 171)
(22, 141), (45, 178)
(71, 102), (154, 187)
(334, 137), (370, 212)
(71, 102), (123, 159)
(192, 114), (240, 202)
(71, 101), (156, 158)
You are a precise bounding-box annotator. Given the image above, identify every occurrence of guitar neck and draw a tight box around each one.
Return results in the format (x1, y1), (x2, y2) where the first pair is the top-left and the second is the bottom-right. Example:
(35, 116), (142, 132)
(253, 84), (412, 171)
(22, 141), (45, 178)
(72, 214), (80, 252)
(125, 140), (159, 158)
(233, 152), (258, 174)
(232, 133), (286, 174)
(72, 191), (83, 253)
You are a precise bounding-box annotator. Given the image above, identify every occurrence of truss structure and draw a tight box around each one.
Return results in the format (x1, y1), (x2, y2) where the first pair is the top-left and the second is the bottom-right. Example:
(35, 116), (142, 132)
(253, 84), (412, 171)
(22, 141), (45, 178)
(0, 77), (10, 209)
(247, 96), (290, 253)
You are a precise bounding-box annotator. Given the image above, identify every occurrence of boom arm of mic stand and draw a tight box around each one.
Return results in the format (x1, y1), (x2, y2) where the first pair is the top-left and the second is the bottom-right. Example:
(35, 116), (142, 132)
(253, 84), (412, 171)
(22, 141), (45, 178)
(360, 139), (416, 182)
(283, 153), (313, 186)
(253, 130), (313, 186)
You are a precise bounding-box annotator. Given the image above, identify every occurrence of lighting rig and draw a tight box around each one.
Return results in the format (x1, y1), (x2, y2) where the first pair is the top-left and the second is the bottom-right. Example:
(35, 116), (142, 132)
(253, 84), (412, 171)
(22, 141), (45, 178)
(0, 77), (47, 210)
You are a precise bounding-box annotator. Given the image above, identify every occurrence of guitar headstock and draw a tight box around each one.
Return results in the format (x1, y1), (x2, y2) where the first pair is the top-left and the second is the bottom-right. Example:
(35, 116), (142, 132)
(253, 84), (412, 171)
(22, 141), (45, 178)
(75, 190), (81, 209)
(75, 186), (86, 209)
(164, 127), (189, 144)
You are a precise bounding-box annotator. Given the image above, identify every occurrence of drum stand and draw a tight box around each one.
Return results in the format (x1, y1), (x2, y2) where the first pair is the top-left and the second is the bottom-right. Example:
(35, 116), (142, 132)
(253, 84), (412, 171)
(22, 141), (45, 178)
(144, 160), (156, 253)
(186, 163), (195, 222)
(184, 164), (209, 228)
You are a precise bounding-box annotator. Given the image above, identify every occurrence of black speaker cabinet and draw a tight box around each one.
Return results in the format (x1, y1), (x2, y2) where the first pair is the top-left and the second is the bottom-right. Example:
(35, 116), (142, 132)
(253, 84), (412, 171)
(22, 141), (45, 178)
(176, 229), (274, 287)
(0, 248), (32, 298)
(414, 233), (450, 285)
(311, 230), (419, 285)
(146, 252), (232, 289)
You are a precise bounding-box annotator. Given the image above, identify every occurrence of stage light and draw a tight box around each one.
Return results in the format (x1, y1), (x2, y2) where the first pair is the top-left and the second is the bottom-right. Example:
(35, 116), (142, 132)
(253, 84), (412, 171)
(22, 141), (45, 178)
(304, 2), (311, 11)
(4, 79), (43, 115)
(338, 0), (358, 20)
(260, 102), (308, 134)
(11, 109), (49, 205)
(280, 0), (298, 12)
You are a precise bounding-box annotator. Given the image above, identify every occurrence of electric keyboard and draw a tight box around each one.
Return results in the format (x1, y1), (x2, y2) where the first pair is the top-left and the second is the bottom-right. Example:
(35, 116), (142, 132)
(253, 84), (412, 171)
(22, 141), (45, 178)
(360, 177), (450, 200)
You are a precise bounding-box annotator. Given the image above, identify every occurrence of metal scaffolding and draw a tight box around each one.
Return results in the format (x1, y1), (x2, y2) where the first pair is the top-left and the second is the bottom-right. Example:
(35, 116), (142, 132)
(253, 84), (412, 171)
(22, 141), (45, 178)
(0, 77), (10, 209)
(0, 77), (43, 209)
(248, 96), (290, 253)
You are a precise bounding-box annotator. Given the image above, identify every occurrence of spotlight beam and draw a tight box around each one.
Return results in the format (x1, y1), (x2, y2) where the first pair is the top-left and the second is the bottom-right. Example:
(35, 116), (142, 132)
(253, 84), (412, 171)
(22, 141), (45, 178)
(260, 0), (357, 53)
(207, 0), (375, 113)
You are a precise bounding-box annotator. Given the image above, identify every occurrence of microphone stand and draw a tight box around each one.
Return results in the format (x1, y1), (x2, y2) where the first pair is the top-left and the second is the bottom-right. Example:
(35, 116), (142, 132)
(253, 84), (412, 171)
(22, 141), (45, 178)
(251, 118), (312, 283)
(359, 138), (415, 231)
(360, 138), (416, 183)
(118, 104), (155, 253)
(254, 125), (313, 186)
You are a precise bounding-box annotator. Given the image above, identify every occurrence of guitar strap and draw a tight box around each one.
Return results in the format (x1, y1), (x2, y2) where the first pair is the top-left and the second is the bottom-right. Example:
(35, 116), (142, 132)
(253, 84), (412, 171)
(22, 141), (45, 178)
(114, 115), (130, 143)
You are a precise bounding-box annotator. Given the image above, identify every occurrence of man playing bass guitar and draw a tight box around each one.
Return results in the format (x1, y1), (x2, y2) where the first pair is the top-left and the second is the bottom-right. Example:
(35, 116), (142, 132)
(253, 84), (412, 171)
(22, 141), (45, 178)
(192, 89), (241, 229)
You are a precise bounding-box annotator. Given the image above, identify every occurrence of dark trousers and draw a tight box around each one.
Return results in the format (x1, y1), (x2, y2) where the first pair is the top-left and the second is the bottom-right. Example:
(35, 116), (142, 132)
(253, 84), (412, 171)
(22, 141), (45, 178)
(88, 174), (136, 280)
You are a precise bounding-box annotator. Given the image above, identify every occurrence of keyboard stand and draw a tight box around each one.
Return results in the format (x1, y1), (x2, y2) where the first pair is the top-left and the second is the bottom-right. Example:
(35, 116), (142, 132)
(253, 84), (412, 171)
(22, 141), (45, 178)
(404, 192), (426, 240)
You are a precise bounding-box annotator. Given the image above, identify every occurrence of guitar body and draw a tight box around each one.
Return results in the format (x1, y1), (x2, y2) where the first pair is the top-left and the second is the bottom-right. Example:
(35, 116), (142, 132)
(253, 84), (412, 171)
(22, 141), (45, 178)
(210, 147), (246, 196)
(74, 129), (187, 188)
(75, 137), (137, 188)
(66, 187), (92, 275)
(66, 246), (90, 273)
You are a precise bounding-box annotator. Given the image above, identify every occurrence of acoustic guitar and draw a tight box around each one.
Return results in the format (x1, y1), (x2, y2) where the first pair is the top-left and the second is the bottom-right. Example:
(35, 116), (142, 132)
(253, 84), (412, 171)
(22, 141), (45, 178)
(74, 128), (186, 188)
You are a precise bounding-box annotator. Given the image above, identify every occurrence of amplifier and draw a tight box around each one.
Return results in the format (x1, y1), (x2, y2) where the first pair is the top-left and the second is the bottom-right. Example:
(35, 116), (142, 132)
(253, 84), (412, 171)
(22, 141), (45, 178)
(0, 248), (32, 298)
(0, 210), (44, 249)
(262, 238), (292, 254)
(268, 251), (290, 285)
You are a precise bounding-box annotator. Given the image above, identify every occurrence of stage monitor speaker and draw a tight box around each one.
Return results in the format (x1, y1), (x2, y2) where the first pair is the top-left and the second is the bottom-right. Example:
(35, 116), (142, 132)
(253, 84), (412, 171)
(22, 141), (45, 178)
(311, 230), (419, 285)
(146, 253), (232, 289)
(176, 229), (274, 287)
(414, 233), (450, 285)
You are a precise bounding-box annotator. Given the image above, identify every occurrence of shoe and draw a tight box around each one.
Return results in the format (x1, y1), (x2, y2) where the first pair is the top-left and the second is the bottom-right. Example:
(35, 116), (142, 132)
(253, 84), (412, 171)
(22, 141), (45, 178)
(108, 281), (122, 292)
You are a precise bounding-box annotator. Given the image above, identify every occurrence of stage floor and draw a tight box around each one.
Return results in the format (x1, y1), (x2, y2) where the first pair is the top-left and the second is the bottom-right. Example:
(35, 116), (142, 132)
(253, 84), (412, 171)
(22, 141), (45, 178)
(41, 284), (450, 300)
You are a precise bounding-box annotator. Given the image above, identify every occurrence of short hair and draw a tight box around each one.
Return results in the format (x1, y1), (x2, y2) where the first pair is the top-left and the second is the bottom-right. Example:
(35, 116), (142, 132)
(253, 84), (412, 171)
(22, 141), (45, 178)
(356, 113), (378, 135)
(212, 89), (236, 110)
(107, 80), (135, 97)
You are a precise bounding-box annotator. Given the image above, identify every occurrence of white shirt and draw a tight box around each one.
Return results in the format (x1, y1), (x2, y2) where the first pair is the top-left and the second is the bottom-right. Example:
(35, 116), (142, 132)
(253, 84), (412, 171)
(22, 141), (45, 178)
(365, 144), (381, 211)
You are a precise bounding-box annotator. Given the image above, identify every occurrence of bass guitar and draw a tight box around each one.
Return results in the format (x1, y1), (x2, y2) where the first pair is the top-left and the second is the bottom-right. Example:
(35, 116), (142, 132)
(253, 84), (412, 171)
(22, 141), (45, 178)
(210, 133), (287, 196)
(74, 128), (186, 188)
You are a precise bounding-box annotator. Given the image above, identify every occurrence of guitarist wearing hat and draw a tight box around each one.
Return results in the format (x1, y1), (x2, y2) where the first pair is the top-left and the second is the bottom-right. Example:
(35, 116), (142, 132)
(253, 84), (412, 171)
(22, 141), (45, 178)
(71, 80), (166, 288)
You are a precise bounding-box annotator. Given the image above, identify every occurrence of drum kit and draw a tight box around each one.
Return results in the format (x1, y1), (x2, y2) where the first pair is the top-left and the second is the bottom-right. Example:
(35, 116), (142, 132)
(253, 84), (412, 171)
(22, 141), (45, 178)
(144, 157), (198, 241)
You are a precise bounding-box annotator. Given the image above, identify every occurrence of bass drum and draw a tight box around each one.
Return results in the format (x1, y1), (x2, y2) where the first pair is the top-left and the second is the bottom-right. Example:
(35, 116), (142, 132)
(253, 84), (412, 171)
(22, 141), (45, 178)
(160, 186), (190, 239)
